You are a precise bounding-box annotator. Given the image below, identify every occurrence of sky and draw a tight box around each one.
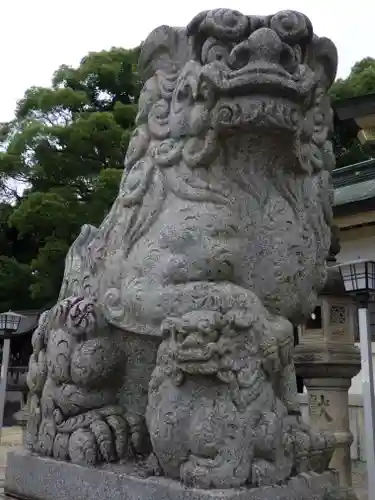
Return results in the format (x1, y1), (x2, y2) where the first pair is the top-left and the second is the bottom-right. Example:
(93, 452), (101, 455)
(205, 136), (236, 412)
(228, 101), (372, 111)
(1, 0), (374, 123)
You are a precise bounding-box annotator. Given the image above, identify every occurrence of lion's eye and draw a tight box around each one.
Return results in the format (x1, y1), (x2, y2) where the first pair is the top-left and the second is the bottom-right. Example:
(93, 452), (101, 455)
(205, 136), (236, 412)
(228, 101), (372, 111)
(201, 37), (230, 65)
(206, 45), (229, 64)
(177, 84), (192, 102)
(279, 44), (302, 73)
(197, 79), (210, 101)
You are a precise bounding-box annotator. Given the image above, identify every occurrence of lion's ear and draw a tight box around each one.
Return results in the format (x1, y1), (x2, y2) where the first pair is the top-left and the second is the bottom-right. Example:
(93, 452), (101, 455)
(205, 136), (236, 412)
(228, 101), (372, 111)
(309, 36), (338, 88)
(139, 25), (192, 81)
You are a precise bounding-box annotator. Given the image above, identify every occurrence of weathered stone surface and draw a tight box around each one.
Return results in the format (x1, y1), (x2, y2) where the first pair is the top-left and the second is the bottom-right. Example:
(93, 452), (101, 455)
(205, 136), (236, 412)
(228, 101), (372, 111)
(19, 5), (342, 496)
(5, 450), (344, 500)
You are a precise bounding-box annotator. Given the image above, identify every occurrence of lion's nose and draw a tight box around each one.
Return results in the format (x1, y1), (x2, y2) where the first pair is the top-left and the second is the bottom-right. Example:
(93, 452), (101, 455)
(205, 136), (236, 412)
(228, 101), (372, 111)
(229, 27), (287, 70)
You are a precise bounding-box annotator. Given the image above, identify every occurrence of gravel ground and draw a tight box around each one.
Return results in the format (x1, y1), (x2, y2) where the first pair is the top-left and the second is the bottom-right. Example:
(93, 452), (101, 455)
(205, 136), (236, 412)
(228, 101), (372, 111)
(0, 428), (369, 499)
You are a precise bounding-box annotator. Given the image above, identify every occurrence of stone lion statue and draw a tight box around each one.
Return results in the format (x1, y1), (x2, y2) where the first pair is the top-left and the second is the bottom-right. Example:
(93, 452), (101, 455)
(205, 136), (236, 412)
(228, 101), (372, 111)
(25, 7), (339, 492)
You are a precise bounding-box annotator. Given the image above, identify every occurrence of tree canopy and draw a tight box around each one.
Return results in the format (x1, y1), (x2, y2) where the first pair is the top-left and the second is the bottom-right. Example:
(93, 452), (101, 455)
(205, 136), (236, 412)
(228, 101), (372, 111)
(0, 46), (140, 310)
(330, 57), (375, 101)
(330, 57), (375, 168)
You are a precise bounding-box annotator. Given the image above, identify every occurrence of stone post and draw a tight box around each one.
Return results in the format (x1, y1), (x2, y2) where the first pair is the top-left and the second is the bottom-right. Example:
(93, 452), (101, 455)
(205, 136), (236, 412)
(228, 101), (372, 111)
(13, 407), (28, 446)
(295, 266), (361, 495)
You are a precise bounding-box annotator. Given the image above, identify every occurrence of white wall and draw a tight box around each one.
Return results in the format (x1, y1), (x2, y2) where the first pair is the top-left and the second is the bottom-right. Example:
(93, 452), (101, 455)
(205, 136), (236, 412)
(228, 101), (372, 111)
(349, 343), (375, 394)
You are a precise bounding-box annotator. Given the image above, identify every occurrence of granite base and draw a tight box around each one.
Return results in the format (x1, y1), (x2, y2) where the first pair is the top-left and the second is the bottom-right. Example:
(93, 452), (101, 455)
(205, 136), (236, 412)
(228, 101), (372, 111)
(5, 449), (347, 500)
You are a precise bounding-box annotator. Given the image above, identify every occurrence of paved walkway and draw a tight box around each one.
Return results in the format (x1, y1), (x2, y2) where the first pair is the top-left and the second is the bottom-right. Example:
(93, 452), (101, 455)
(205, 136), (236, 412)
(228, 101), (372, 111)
(0, 428), (369, 499)
(352, 461), (368, 500)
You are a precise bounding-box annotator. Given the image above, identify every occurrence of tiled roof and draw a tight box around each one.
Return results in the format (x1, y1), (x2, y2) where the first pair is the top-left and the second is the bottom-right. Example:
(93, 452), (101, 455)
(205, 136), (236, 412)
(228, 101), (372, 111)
(334, 178), (375, 206)
(16, 312), (39, 334)
(332, 159), (375, 207)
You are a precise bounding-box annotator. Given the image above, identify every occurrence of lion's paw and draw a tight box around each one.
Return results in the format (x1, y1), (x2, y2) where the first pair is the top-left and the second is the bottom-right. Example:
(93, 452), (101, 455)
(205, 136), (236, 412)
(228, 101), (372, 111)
(56, 406), (129, 465)
(180, 454), (250, 489)
(251, 459), (290, 487)
(142, 452), (163, 477)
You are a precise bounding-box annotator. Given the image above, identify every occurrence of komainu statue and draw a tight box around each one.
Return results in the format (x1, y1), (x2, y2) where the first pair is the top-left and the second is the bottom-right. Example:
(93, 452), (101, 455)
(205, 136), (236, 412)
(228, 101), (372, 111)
(25, 6), (342, 495)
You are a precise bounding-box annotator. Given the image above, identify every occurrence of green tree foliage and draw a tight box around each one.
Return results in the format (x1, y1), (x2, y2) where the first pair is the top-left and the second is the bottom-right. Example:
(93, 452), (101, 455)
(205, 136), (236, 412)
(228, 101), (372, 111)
(330, 57), (375, 168)
(0, 256), (34, 311)
(330, 58), (375, 100)
(0, 46), (140, 308)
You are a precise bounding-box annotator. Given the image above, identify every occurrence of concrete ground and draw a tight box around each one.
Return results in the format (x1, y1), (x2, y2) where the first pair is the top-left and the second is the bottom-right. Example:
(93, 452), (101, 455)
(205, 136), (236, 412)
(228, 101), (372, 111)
(0, 428), (369, 499)
(0, 427), (23, 498)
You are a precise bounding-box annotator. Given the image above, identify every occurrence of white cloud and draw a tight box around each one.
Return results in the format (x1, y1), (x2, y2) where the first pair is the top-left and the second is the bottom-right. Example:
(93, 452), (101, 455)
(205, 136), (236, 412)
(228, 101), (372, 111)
(1, 0), (374, 122)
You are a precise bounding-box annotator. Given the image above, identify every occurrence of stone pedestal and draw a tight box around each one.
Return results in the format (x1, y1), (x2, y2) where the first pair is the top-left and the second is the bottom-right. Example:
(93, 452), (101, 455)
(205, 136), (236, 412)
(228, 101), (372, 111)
(5, 450), (345, 500)
(304, 376), (354, 488)
(295, 345), (360, 489)
(295, 268), (361, 496)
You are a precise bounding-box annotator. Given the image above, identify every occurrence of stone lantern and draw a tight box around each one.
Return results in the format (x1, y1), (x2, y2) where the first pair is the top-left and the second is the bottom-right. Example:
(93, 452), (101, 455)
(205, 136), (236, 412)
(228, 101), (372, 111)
(295, 229), (361, 495)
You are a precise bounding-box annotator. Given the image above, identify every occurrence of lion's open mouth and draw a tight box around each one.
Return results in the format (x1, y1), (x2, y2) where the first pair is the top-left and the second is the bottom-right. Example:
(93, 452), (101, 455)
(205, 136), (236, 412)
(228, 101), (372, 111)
(201, 61), (315, 104)
(231, 62), (291, 79)
(176, 345), (218, 362)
